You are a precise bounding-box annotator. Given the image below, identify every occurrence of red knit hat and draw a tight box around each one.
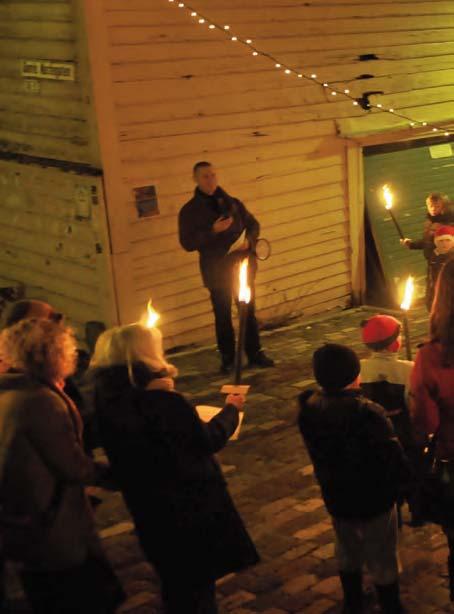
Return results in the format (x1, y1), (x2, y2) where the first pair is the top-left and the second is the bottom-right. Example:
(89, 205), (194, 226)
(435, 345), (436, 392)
(434, 225), (454, 243)
(361, 315), (401, 351)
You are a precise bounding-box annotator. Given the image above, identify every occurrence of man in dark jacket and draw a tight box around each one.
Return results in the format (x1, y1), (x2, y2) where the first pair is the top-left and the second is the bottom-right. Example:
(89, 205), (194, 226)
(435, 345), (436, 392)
(179, 162), (274, 373)
(298, 344), (408, 614)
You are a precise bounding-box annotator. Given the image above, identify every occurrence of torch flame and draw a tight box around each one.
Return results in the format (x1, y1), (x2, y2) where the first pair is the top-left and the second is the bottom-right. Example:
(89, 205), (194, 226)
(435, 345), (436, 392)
(146, 299), (160, 328)
(238, 259), (251, 304)
(400, 276), (414, 311)
(383, 184), (393, 210)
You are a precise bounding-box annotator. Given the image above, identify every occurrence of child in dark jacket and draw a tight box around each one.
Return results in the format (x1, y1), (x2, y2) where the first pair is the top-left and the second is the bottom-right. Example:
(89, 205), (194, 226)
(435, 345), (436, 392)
(298, 344), (408, 614)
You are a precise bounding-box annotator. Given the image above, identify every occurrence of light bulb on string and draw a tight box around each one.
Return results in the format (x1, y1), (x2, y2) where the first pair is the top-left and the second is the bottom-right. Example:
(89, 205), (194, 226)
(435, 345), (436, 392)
(285, 69), (291, 74)
(311, 73), (317, 79)
(224, 25), (230, 30)
(344, 89), (350, 94)
(246, 39), (252, 44)
(231, 36), (237, 41)
(191, 11), (196, 16)
(252, 51), (258, 56)
(275, 63), (281, 68)
(209, 24), (215, 29)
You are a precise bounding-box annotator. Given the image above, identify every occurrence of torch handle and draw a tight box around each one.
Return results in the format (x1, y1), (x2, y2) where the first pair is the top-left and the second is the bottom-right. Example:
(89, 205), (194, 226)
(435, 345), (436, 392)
(402, 314), (412, 361)
(234, 301), (248, 385)
(388, 209), (405, 240)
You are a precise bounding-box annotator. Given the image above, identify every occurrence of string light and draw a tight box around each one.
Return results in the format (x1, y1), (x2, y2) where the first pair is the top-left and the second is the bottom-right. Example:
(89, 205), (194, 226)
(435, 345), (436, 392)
(167, 1), (451, 138)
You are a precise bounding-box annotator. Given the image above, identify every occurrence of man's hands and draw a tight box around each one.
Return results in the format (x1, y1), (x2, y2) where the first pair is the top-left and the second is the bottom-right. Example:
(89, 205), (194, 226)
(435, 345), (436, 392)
(212, 216), (233, 233)
(400, 238), (412, 248)
(226, 393), (245, 411)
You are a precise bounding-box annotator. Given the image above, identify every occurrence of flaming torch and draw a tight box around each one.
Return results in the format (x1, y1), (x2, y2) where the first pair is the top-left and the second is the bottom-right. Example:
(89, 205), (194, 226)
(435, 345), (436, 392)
(400, 276), (414, 360)
(383, 184), (405, 240)
(144, 299), (160, 329)
(234, 258), (251, 385)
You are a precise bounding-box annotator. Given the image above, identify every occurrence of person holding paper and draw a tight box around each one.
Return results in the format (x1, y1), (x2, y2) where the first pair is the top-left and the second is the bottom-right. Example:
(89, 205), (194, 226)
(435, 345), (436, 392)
(179, 161), (274, 373)
(90, 323), (259, 614)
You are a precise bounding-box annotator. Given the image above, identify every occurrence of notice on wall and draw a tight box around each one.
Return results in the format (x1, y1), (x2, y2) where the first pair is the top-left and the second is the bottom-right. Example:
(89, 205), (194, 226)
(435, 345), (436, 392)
(21, 60), (75, 82)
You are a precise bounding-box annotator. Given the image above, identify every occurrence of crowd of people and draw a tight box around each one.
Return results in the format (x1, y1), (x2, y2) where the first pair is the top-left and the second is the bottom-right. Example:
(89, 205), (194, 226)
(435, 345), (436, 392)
(0, 183), (453, 613)
(0, 260), (453, 613)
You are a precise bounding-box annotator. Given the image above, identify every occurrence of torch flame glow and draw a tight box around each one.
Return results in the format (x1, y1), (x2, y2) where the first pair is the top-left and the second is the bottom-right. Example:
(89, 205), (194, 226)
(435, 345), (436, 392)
(146, 299), (160, 328)
(238, 259), (251, 304)
(382, 184), (393, 210)
(400, 276), (414, 311)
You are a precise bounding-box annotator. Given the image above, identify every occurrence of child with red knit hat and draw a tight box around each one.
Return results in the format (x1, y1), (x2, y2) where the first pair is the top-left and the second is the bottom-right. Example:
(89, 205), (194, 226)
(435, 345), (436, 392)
(361, 315), (413, 447)
(426, 225), (454, 309)
(361, 315), (420, 526)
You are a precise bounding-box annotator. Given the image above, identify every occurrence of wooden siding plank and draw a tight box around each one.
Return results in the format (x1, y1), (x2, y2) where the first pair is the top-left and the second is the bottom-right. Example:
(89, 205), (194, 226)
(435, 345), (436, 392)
(105, 1), (454, 17)
(0, 3), (72, 22)
(108, 17), (454, 46)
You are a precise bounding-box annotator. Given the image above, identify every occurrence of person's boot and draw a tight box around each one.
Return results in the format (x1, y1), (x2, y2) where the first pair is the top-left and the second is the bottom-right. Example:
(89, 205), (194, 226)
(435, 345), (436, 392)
(247, 350), (274, 368)
(375, 581), (404, 613)
(339, 571), (363, 613)
(448, 556), (454, 601)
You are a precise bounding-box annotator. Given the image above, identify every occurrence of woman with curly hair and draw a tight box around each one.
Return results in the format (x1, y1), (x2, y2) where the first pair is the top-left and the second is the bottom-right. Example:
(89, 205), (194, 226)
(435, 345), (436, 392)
(410, 257), (454, 600)
(0, 318), (124, 613)
(91, 323), (259, 614)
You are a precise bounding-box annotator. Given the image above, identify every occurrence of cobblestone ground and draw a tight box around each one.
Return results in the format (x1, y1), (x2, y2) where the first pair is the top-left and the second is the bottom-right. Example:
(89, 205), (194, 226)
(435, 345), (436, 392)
(6, 305), (453, 613)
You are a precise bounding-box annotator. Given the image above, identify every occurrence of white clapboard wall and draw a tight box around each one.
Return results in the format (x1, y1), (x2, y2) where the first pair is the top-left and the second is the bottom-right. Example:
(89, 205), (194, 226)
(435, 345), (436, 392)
(0, 0), (97, 164)
(85, 0), (454, 348)
(0, 2), (118, 338)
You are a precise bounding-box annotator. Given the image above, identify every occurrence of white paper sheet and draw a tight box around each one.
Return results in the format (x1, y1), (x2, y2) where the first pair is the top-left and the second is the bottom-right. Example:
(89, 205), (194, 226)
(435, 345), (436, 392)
(227, 229), (247, 254)
(196, 405), (244, 441)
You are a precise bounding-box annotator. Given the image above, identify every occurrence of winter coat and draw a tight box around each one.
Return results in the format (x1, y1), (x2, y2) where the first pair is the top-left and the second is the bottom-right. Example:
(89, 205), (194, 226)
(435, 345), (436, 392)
(0, 373), (100, 570)
(298, 388), (409, 520)
(408, 207), (454, 260)
(92, 364), (259, 584)
(179, 186), (260, 288)
(426, 251), (454, 310)
(360, 353), (415, 450)
(410, 341), (454, 459)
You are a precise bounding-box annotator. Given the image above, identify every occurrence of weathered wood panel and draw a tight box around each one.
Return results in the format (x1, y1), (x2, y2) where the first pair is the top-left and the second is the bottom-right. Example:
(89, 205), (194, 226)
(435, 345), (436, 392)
(0, 0), (95, 164)
(86, 0), (454, 347)
(0, 159), (117, 339)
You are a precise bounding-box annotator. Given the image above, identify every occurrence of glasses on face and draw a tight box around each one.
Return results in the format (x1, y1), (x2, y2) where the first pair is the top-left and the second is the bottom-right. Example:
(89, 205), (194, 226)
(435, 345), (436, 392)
(49, 312), (63, 323)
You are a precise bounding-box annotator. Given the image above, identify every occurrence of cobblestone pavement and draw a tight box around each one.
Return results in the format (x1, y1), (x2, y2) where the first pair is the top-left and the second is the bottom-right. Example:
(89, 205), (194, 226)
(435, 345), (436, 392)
(7, 304), (453, 613)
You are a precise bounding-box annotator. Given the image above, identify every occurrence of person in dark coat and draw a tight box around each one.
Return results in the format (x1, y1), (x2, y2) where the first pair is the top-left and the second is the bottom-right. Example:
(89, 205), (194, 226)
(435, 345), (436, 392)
(425, 225), (454, 310)
(1, 300), (106, 455)
(410, 258), (454, 601)
(0, 318), (124, 614)
(178, 161), (274, 373)
(298, 344), (408, 614)
(401, 192), (454, 310)
(90, 322), (259, 614)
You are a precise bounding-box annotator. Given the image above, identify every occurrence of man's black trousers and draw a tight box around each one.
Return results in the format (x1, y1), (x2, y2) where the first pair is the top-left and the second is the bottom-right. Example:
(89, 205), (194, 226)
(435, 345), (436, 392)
(208, 285), (261, 362)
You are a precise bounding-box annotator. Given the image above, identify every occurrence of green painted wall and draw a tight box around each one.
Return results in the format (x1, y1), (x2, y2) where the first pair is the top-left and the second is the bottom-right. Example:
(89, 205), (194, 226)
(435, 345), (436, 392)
(364, 142), (454, 303)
